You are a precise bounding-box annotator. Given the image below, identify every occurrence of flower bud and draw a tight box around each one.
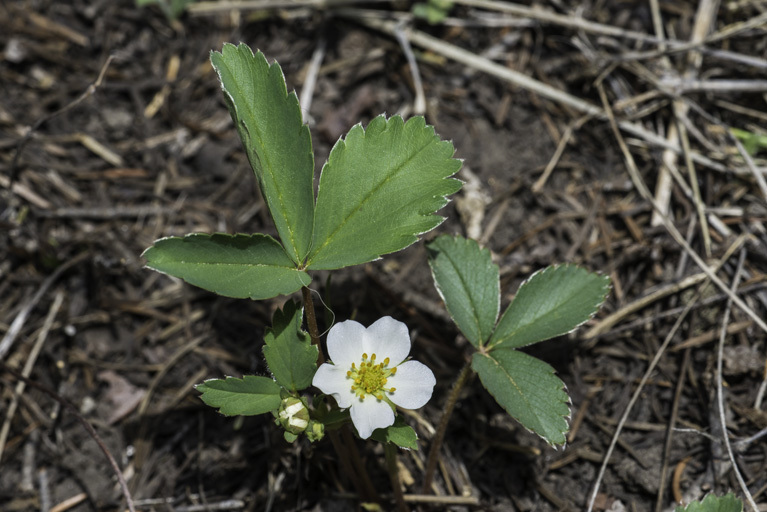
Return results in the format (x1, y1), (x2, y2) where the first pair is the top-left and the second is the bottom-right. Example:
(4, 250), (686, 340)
(278, 397), (309, 435)
(305, 420), (325, 442)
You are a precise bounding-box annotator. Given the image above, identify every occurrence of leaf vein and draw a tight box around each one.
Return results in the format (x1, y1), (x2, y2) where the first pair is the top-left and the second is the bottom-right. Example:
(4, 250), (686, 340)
(309, 133), (434, 263)
(440, 247), (485, 342)
(226, 55), (300, 258)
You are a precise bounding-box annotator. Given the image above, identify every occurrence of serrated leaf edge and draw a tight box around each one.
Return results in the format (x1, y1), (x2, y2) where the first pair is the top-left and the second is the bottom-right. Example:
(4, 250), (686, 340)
(488, 263), (611, 350)
(195, 374), (282, 416)
(306, 114), (463, 268)
(142, 233), (302, 269)
(427, 235), (500, 347)
(473, 351), (571, 448)
(262, 301), (317, 392)
(211, 44), (313, 263)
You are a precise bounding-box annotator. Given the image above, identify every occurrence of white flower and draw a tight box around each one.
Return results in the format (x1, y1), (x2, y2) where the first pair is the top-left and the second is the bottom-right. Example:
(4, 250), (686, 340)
(312, 316), (436, 439)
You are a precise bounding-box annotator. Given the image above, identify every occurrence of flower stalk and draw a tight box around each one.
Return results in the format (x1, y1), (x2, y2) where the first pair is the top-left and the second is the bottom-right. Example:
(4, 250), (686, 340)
(301, 286), (375, 500)
(385, 442), (408, 512)
(301, 286), (325, 365)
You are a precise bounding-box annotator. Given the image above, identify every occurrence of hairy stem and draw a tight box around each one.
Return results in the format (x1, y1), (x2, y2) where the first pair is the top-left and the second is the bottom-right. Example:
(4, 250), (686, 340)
(341, 425), (380, 502)
(421, 360), (472, 493)
(385, 442), (409, 512)
(301, 286), (377, 501)
(301, 286), (324, 365)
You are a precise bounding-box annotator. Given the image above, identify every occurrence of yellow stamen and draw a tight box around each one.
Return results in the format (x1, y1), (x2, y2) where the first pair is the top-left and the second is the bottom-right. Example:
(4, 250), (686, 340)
(346, 351), (397, 401)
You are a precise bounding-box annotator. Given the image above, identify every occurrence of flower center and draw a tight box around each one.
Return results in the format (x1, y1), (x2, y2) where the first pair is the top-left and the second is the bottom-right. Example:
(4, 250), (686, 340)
(347, 352), (397, 401)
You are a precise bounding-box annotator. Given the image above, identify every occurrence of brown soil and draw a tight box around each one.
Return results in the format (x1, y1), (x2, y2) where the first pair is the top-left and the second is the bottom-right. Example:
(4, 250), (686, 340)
(2, 1), (767, 511)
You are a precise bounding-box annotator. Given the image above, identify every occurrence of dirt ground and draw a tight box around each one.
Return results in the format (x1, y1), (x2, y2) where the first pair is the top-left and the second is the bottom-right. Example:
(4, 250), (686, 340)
(2, 1), (767, 511)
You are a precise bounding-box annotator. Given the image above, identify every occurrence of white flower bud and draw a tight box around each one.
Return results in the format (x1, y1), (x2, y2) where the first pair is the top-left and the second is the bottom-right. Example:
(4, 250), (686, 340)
(278, 397), (309, 435)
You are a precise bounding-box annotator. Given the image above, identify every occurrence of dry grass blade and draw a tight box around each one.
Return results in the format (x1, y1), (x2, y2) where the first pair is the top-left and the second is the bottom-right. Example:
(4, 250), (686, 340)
(393, 19), (426, 115)
(453, 0), (767, 69)
(715, 250), (759, 512)
(0, 362), (137, 512)
(0, 291), (64, 464)
(188, 0), (393, 15)
(650, 0), (717, 229)
(299, 36), (327, 125)
(9, 55), (113, 185)
(0, 252), (89, 360)
(343, 11), (737, 175)
(596, 85), (767, 335)
(584, 267), (714, 512)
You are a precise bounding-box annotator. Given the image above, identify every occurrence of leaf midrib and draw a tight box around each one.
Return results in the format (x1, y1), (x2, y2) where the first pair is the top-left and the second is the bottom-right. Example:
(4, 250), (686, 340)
(307, 131), (434, 265)
(438, 245), (487, 344)
(480, 353), (545, 430)
(223, 52), (302, 260)
(493, 282), (585, 346)
(163, 261), (302, 269)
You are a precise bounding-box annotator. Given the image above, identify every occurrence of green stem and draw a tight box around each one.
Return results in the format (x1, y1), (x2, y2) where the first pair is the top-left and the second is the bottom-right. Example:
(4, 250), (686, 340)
(341, 425), (380, 502)
(421, 360), (472, 494)
(301, 286), (376, 502)
(327, 430), (367, 499)
(385, 442), (409, 512)
(301, 286), (325, 365)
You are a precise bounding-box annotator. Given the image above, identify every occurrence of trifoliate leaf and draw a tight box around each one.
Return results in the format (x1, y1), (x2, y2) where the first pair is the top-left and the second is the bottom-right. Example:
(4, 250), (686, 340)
(263, 300), (318, 391)
(472, 349), (569, 446)
(196, 375), (282, 416)
(674, 493), (742, 512)
(306, 115), (462, 270)
(371, 415), (419, 450)
(211, 43), (314, 264)
(142, 233), (310, 299)
(489, 264), (610, 349)
(427, 235), (499, 347)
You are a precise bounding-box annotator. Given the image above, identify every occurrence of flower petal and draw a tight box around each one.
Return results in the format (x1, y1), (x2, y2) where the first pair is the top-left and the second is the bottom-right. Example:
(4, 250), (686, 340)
(326, 320), (366, 366)
(312, 363), (355, 409)
(363, 316), (411, 365)
(349, 397), (395, 439)
(388, 360), (436, 409)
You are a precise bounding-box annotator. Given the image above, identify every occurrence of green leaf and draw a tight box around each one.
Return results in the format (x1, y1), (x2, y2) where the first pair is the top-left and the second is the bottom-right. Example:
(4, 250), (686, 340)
(412, 0), (453, 24)
(370, 415), (419, 450)
(427, 235), (499, 347)
(472, 350), (569, 446)
(143, 233), (310, 299)
(489, 264), (610, 349)
(263, 300), (318, 391)
(306, 115), (462, 270)
(196, 375), (282, 416)
(675, 493), (742, 512)
(211, 43), (314, 264)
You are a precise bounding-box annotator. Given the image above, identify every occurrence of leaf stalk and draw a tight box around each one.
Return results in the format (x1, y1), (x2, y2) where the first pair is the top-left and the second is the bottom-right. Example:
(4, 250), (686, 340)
(422, 360), (472, 493)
